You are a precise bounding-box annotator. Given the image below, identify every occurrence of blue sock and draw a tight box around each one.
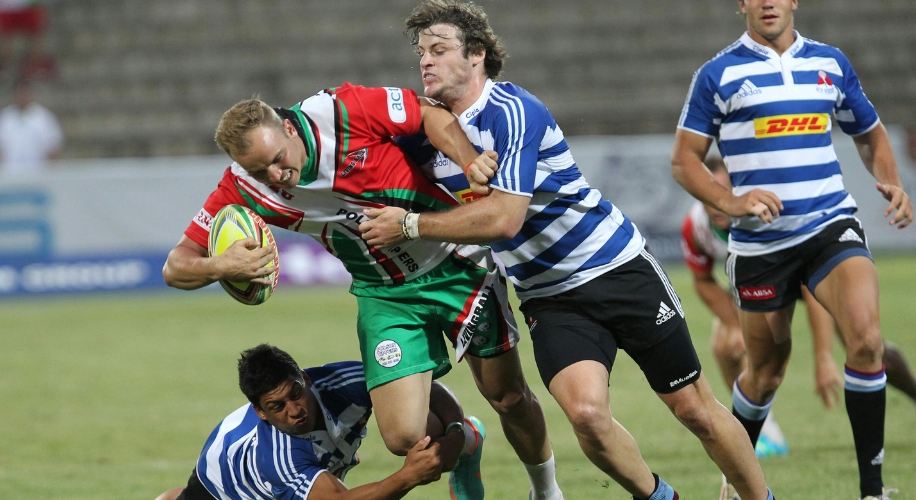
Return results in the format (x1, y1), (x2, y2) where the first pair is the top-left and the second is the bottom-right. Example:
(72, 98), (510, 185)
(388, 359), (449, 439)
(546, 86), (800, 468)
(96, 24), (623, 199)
(639, 473), (676, 500)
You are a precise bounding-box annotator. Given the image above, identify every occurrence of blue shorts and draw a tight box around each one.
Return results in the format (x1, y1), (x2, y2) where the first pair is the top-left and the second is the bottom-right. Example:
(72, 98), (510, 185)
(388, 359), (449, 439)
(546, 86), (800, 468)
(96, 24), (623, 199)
(726, 217), (872, 312)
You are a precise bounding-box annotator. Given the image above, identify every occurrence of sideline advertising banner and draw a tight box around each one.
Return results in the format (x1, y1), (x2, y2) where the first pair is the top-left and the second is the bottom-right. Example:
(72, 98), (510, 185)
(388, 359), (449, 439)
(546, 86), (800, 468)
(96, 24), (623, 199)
(2, 127), (914, 297)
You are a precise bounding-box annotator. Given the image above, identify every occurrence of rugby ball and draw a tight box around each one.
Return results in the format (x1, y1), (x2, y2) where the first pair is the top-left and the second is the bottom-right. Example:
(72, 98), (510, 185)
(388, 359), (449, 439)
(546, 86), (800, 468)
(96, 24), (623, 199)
(208, 205), (280, 305)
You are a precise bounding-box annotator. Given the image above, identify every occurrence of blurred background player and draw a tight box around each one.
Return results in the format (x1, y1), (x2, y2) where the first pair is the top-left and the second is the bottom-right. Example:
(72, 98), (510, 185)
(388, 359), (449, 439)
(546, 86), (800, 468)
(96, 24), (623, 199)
(162, 86), (560, 500)
(154, 343), (455, 500)
(672, 1), (914, 498)
(681, 155), (791, 458)
(0, 77), (61, 176)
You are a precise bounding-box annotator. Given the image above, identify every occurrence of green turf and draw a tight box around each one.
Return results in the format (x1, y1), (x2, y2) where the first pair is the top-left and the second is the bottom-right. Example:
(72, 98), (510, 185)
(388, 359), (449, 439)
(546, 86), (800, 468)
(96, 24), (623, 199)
(1, 255), (915, 499)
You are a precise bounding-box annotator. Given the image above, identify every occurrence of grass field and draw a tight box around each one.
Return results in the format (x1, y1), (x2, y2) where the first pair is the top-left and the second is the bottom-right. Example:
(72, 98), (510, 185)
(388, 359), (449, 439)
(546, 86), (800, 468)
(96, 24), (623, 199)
(1, 255), (915, 499)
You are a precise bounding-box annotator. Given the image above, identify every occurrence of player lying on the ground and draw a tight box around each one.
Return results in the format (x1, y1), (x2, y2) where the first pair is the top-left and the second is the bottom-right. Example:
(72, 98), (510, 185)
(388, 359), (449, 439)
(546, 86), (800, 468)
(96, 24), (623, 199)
(155, 343), (474, 500)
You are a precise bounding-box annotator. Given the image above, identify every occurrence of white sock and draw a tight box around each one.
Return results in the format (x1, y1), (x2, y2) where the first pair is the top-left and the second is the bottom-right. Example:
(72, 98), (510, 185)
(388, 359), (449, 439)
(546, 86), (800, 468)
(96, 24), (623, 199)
(760, 411), (785, 444)
(524, 453), (562, 499)
(461, 419), (479, 456)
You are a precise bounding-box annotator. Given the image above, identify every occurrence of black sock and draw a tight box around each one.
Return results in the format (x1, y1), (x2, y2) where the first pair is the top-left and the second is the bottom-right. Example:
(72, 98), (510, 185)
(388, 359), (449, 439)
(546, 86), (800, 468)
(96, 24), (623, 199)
(845, 369), (886, 498)
(731, 407), (766, 447)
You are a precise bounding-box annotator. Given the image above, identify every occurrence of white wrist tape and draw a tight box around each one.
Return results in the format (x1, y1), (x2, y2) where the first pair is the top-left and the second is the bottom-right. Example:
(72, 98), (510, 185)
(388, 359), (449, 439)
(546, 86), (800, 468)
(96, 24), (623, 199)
(404, 212), (420, 240)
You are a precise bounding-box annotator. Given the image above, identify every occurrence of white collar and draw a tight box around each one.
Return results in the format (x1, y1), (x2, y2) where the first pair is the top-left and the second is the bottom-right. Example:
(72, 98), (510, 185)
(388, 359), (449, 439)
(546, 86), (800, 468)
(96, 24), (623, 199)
(740, 30), (804, 59)
(458, 78), (495, 123)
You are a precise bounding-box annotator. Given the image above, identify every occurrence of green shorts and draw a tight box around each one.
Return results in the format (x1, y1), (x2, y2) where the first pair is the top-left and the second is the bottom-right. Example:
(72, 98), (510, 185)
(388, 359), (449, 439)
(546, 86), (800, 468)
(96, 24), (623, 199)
(350, 246), (519, 391)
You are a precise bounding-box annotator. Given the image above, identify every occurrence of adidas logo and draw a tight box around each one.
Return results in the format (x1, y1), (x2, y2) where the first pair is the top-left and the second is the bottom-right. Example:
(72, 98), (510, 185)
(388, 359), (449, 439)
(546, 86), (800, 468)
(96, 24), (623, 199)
(839, 228), (863, 244)
(871, 448), (884, 466)
(656, 301), (676, 325)
(736, 80), (763, 99)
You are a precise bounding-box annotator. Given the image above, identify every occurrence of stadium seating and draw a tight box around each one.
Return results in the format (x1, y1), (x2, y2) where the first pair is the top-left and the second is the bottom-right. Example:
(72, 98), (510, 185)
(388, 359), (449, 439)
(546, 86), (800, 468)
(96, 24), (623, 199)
(32, 0), (916, 158)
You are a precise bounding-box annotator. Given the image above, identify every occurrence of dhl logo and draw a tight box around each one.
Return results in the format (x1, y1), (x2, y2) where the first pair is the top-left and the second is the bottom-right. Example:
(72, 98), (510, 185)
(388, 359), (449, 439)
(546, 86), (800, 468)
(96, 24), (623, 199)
(456, 189), (485, 204)
(753, 113), (829, 138)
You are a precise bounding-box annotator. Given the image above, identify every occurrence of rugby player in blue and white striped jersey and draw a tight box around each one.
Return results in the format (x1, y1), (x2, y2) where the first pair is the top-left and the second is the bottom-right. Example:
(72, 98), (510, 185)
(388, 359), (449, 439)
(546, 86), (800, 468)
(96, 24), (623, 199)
(155, 344), (462, 500)
(359, 2), (774, 500)
(672, 1), (912, 499)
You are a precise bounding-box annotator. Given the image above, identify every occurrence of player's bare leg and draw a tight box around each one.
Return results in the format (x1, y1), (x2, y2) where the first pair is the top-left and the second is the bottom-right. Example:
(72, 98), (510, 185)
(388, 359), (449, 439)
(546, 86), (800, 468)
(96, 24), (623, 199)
(370, 370), (464, 466)
(154, 487), (183, 500)
(883, 342), (916, 403)
(466, 349), (551, 464)
(711, 317), (747, 389)
(814, 256), (888, 498)
(548, 360), (656, 498)
(815, 256), (883, 373)
(657, 373), (770, 500)
(467, 349), (561, 498)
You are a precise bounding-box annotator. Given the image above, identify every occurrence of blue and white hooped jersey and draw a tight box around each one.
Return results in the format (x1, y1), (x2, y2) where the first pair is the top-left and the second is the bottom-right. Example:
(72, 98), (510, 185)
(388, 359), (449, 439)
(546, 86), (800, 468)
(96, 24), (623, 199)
(195, 362), (370, 500)
(678, 32), (880, 256)
(421, 79), (645, 300)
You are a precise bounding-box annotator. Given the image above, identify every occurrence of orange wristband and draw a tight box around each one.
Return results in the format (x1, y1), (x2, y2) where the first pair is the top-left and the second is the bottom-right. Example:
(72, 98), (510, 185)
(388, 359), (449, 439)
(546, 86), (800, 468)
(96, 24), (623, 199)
(464, 161), (474, 175)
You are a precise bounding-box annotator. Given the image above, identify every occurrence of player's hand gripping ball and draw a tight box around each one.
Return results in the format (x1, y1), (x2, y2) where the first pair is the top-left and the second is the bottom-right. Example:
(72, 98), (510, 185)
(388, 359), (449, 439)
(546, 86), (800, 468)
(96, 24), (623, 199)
(208, 205), (280, 305)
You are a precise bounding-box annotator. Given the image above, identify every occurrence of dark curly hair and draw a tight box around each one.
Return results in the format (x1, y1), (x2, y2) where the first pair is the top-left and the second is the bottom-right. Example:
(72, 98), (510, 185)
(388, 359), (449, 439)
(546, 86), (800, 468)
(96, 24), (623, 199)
(237, 344), (302, 407)
(405, 0), (507, 80)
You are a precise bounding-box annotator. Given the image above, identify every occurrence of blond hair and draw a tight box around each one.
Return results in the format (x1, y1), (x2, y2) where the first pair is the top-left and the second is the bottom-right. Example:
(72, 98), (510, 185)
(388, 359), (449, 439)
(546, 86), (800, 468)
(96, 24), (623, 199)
(214, 98), (283, 157)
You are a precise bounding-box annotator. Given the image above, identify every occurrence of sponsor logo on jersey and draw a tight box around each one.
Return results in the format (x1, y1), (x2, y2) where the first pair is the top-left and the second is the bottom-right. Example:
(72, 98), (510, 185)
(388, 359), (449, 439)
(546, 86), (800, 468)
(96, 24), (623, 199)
(374, 339), (402, 368)
(384, 87), (407, 123)
(736, 80), (763, 99)
(340, 148), (368, 178)
(815, 70), (835, 94)
(754, 113), (829, 138)
(669, 369), (699, 388)
(455, 188), (485, 204)
(739, 285), (776, 301)
(749, 44), (770, 57)
(464, 106), (481, 119)
(335, 208), (368, 225)
(456, 285), (493, 359)
(656, 301), (676, 325)
(194, 208), (213, 230)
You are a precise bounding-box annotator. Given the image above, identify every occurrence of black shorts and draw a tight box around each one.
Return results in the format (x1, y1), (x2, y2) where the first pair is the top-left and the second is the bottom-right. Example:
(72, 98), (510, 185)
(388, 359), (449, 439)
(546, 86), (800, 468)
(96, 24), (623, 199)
(175, 469), (215, 500)
(726, 217), (872, 312)
(519, 250), (702, 394)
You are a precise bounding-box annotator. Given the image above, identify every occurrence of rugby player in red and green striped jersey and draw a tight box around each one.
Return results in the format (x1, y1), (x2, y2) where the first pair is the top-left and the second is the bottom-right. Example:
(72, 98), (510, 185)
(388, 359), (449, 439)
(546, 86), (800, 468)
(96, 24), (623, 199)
(162, 83), (561, 500)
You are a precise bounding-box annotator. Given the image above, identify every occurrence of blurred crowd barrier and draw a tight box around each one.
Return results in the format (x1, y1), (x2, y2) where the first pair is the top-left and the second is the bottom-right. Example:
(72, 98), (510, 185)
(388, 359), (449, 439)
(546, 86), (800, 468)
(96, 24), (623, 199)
(1, 127), (914, 297)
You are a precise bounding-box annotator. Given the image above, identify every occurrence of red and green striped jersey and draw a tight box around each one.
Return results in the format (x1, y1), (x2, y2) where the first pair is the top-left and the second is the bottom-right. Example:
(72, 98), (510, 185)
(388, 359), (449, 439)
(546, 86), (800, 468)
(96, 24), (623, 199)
(185, 83), (462, 285)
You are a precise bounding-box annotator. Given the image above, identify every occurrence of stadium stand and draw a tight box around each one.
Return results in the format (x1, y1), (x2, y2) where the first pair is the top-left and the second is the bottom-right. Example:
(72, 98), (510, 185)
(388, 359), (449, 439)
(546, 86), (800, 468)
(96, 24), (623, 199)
(24, 0), (916, 158)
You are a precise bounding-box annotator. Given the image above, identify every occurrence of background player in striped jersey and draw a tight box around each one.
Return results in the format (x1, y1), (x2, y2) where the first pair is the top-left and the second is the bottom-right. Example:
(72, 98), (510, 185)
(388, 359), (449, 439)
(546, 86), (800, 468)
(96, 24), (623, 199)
(154, 344), (454, 500)
(359, 2), (774, 499)
(162, 85), (562, 500)
(683, 156), (916, 417)
(672, 1), (913, 498)
(682, 155), (793, 459)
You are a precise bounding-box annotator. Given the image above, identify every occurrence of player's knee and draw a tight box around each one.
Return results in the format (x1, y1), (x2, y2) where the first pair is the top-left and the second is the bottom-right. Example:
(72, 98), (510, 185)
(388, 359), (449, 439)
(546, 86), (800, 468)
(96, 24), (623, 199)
(564, 401), (606, 435)
(485, 385), (531, 417)
(846, 325), (883, 363)
(379, 429), (423, 456)
(712, 339), (743, 364)
(671, 398), (715, 439)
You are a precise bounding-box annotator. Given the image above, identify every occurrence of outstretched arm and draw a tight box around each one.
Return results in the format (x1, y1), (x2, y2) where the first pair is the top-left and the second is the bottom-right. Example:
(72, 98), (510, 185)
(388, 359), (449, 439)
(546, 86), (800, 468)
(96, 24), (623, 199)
(307, 437), (442, 500)
(162, 235), (275, 290)
(359, 188), (529, 248)
(853, 122), (913, 228)
(671, 129), (783, 223)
